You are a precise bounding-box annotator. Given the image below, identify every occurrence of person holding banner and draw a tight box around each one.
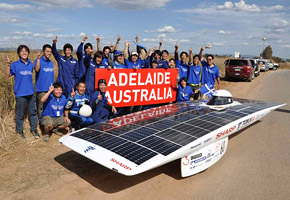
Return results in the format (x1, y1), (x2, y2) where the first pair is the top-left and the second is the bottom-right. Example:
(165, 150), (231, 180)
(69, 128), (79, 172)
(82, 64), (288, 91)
(175, 42), (191, 80)
(84, 51), (104, 95)
(124, 35), (146, 69)
(90, 79), (117, 123)
(52, 36), (79, 97)
(77, 34), (94, 80)
(110, 51), (127, 69)
(145, 47), (169, 69)
(176, 77), (194, 102)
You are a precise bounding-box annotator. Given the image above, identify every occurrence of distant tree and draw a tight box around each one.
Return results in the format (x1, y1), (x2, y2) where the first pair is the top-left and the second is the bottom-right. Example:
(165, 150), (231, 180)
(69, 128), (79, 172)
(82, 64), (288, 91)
(261, 45), (273, 59)
(272, 56), (283, 63)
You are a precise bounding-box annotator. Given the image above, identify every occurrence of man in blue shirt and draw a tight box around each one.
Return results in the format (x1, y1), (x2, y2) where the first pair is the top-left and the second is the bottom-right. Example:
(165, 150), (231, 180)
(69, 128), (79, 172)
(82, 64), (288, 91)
(77, 34), (94, 80)
(41, 82), (70, 142)
(52, 36), (79, 97)
(111, 51), (127, 69)
(124, 41), (146, 69)
(175, 42), (191, 80)
(188, 54), (202, 100)
(145, 48), (169, 69)
(34, 44), (54, 118)
(65, 81), (93, 130)
(176, 77), (194, 102)
(6, 45), (39, 139)
(199, 48), (220, 90)
(84, 51), (104, 95)
(90, 79), (117, 123)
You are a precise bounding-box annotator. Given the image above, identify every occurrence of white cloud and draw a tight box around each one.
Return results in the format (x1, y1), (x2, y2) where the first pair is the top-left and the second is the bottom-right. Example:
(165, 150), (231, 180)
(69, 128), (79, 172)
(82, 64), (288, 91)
(144, 30), (155, 33)
(243, 42), (248, 46)
(79, 32), (86, 37)
(281, 45), (290, 48)
(0, 18), (24, 23)
(44, 28), (62, 33)
(12, 31), (32, 35)
(267, 18), (288, 29)
(94, 0), (170, 10)
(217, 1), (233, 10)
(33, 33), (57, 38)
(216, 0), (284, 13)
(142, 38), (158, 42)
(213, 42), (225, 46)
(29, 0), (94, 8)
(158, 33), (166, 38)
(218, 30), (232, 35)
(0, 3), (33, 11)
(157, 26), (181, 33)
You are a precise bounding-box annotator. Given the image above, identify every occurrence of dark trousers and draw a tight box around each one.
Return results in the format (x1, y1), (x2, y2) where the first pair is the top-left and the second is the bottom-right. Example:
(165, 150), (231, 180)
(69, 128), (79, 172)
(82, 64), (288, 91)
(36, 92), (46, 119)
(15, 94), (37, 133)
(190, 85), (200, 100)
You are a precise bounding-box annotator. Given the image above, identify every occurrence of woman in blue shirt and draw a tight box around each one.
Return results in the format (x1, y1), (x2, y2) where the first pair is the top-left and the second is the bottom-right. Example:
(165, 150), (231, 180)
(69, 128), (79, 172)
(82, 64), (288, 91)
(176, 77), (194, 102)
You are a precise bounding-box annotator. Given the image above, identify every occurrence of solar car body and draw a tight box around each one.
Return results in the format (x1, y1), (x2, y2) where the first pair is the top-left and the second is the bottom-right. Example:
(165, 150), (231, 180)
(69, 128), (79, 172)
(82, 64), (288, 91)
(59, 92), (285, 177)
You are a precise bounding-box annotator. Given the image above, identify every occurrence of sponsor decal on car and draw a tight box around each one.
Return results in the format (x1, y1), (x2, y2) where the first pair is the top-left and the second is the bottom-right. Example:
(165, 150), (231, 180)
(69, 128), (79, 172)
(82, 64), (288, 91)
(216, 126), (236, 139)
(190, 153), (202, 160)
(237, 116), (256, 130)
(190, 143), (202, 149)
(204, 137), (212, 144)
(84, 146), (95, 153)
(110, 158), (132, 170)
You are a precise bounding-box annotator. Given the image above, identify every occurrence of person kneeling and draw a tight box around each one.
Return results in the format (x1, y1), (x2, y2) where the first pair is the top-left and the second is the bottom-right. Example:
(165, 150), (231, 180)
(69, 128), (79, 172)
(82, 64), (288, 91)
(176, 77), (194, 102)
(90, 79), (117, 123)
(64, 81), (93, 130)
(41, 82), (70, 142)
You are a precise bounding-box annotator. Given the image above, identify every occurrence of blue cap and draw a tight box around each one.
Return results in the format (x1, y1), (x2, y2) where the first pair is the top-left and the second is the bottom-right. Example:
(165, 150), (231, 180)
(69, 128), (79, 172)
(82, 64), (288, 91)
(114, 51), (123, 56)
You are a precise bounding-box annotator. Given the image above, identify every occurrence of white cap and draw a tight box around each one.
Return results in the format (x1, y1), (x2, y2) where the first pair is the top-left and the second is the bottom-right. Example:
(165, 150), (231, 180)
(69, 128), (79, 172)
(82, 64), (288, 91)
(213, 90), (232, 97)
(131, 52), (139, 56)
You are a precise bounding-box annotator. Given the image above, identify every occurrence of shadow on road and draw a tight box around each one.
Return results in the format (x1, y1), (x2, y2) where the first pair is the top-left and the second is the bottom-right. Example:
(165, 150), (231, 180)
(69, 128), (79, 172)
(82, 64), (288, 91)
(54, 151), (181, 193)
(274, 108), (290, 114)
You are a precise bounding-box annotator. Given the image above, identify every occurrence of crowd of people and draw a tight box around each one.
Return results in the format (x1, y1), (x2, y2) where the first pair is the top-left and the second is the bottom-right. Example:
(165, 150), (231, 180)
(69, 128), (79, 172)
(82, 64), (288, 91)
(5, 34), (220, 142)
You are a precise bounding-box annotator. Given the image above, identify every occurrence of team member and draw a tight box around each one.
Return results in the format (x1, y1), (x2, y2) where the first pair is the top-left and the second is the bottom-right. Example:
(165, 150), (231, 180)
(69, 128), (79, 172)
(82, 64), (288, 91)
(176, 77), (194, 102)
(77, 34), (94, 80)
(84, 51), (104, 95)
(124, 35), (146, 69)
(158, 39), (170, 61)
(65, 81), (93, 129)
(110, 51), (127, 69)
(175, 42), (191, 80)
(97, 35), (121, 68)
(199, 47), (220, 90)
(34, 44), (54, 118)
(90, 79), (117, 123)
(41, 82), (70, 142)
(52, 36), (79, 97)
(187, 54), (201, 100)
(168, 58), (176, 68)
(145, 47), (168, 68)
(6, 45), (39, 139)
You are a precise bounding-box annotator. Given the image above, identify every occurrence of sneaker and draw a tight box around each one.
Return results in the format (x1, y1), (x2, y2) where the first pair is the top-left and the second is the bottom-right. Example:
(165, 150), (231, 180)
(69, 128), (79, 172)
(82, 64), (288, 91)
(52, 129), (63, 136)
(18, 132), (26, 139)
(43, 135), (49, 143)
(31, 131), (40, 139)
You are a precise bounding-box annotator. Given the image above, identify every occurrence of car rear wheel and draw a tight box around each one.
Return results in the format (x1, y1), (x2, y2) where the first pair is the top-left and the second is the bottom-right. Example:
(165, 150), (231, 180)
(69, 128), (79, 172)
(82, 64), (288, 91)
(273, 66), (277, 70)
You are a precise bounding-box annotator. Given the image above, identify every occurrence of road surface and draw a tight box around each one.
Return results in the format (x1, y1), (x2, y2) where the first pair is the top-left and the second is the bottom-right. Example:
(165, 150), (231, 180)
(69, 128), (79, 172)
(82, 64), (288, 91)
(1, 70), (290, 200)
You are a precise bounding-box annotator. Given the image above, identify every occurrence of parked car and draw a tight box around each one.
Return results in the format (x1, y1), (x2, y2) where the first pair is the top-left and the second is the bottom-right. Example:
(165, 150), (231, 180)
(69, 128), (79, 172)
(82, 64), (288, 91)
(272, 63), (279, 70)
(225, 59), (255, 82)
(257, 60), (269, 72)
(267, 61), (274, 70)
(250, 59), (260, 77)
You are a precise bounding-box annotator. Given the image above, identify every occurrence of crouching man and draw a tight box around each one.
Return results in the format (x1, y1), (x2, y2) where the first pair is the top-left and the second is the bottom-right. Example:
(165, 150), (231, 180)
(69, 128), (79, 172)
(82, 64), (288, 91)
(90, 79), (117, 123)
(64, 81), (93, 130)
(41, 82), (70, 142)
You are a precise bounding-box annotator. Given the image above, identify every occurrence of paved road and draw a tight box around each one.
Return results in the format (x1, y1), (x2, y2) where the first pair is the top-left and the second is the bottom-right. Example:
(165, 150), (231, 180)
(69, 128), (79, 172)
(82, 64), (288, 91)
(1, 70), (290, 200)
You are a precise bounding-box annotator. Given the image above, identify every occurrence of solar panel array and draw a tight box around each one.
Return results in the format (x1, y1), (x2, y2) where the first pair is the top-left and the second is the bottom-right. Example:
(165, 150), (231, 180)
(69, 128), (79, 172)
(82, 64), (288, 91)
(70, 99), (281, 166)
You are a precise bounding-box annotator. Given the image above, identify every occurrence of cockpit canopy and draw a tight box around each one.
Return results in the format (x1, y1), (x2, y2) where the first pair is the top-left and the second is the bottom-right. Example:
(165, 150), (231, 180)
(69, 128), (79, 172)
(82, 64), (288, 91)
(207, 90), (233, 106)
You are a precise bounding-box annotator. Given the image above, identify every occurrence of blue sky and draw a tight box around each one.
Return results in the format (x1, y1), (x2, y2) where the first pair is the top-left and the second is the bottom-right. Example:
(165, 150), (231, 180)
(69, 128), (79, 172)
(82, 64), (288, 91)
(0, 0), (289, 58)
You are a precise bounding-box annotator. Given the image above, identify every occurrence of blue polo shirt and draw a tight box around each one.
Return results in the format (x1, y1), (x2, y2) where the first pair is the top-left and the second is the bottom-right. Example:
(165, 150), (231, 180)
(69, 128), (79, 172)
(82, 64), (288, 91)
(176, 59), (189, 80)
(90, 90), (110, 123)
(124, 58), (144, 69)
(41, 94), (67, 119)
(34, 56), (54, 92)
(113, 61), (127, 69)
(101, 57), (109, 68)
(67, 92), (90, 113)
(10, 58), (34, 97)
(187, 64), (201, 85)
(201, 60), (220, 85)
(176, 85), (193, 102)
